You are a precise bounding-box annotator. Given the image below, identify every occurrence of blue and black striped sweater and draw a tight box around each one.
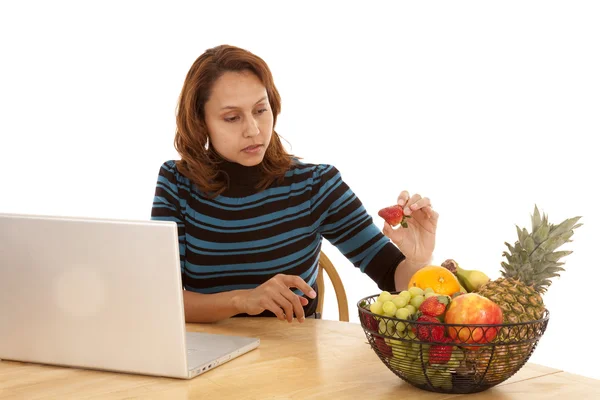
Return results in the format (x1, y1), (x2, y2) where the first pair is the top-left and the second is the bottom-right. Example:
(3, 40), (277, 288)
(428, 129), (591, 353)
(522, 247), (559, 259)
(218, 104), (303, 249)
(151, 158), (404, 317)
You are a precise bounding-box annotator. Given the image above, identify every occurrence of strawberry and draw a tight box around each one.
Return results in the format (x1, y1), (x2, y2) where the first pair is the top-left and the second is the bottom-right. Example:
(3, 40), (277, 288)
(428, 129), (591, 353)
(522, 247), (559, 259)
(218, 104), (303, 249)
(374, 336), (393, 358)
(419, 295), (450, 317)
(378, 205), (410, 228)
(414, 314), (446, 342)
(362, 312), (392, 357)
(363, 313), (378, 332)
(429, 337), (454, 364)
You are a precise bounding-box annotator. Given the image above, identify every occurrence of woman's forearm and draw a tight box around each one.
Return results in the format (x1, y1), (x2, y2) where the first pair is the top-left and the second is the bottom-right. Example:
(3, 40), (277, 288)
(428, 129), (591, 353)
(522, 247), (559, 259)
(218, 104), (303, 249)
(182, 289), (249, 323)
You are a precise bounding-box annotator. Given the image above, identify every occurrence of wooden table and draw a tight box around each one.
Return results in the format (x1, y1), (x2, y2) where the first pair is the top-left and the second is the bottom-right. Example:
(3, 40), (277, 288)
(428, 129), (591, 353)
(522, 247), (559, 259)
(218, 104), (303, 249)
(1, 318), (598, 399)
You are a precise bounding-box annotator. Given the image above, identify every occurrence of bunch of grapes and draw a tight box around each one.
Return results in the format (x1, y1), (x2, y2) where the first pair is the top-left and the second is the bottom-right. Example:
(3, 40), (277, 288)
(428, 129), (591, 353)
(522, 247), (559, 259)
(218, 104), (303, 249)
(369, 287), (439, 335)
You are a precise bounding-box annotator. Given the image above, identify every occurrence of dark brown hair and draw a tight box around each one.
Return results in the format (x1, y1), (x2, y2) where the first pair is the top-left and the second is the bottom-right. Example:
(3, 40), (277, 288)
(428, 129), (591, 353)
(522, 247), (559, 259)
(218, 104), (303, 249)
(174, 44), (295, 198)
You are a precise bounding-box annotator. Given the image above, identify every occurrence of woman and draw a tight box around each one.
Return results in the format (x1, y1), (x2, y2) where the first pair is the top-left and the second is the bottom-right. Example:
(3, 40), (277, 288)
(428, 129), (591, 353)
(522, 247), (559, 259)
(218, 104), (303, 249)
(151, 44), (438, 323)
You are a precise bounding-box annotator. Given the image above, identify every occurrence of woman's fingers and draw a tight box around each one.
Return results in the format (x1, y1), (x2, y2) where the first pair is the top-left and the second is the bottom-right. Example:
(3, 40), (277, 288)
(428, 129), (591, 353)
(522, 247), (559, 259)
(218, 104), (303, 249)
(404, 194), (423, 215)
(280, 288), (306, 322)
(397, 191), (410, 207)
(298, 295), (309, 306)
(262, 274), (313, 322)
(273, 292), (295, 323)
(263, 298), (286, 321)
(409, 197), (432, 217)
(280, 275), (316, 299)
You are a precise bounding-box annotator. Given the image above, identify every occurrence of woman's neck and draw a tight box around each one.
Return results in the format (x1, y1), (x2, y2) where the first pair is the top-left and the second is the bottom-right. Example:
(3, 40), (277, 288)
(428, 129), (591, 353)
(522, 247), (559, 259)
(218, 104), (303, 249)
(217, 156), (263, 195)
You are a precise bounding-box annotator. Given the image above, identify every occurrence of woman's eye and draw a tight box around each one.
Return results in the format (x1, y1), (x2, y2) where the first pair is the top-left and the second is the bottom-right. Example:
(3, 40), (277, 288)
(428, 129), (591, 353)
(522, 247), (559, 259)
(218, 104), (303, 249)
(256, 108), (267, 115)
(224, 116), (239, 122)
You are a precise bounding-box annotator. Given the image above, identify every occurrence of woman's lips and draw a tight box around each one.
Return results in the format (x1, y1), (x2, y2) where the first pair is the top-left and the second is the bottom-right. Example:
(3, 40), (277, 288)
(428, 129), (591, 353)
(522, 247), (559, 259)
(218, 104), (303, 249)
(242, 144), (262, 153)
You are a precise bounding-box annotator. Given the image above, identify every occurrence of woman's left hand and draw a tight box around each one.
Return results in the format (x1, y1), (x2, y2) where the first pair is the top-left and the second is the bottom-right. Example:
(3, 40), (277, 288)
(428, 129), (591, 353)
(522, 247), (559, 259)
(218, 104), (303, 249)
(382, 190), (439, 265)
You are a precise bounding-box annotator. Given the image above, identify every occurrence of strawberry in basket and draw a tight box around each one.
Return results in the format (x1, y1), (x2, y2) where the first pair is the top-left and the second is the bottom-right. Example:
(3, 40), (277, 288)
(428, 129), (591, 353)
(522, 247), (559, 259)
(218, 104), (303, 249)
(414, 314), (445, 342)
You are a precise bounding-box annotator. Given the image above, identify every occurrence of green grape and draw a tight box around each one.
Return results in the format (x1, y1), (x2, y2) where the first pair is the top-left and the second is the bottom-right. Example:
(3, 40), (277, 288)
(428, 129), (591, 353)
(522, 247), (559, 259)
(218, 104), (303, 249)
(404, 345), (418, 361)
(409, 295), (425, 309)
(405, 305), (417, 315)
(378, 291), (393, 303)
(399, 290), (412, 301)
(370, 301), (384, 315)
(447, 348), (464, 368)
(395, 307), (411, 320)
(392, 330), (405, 339)
(425, 292), (438, 299)
(424, 287), (435, 294)
(387, 319), (396, 332)
(392, 295), (408, 308)
(450, 348), (464, 361)
(395, 321), (407, 333)
(435, 368), (452, 389)
(425, 366), (440, 384)
(406, 330), (417, 340)
(408, 287), (424, 297)
(438, 369), (451, 379)
(382, 301), (397, 316)
(391, 344), (406, 359)
(378, 319), (387, 334)
(409, 360), (427, 384)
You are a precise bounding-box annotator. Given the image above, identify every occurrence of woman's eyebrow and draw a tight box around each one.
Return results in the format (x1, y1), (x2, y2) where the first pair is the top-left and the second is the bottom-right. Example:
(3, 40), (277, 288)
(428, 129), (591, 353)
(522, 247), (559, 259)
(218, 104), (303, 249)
(221, 96), (267, 110)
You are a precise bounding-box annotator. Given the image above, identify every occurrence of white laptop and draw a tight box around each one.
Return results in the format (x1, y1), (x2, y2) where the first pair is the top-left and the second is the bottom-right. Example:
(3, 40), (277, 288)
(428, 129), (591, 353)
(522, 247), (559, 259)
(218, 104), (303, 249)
(0, 213), (260, 379)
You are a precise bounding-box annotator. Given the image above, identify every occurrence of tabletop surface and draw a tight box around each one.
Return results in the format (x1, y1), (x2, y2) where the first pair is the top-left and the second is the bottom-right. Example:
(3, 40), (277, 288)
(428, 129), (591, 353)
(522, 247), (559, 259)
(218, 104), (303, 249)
(1, 317), (599, 399)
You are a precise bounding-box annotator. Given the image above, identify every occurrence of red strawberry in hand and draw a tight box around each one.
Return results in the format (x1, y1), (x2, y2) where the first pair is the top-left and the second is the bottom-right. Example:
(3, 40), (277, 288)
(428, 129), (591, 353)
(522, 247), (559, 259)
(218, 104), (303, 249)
(429, 337), (454, 365)
(419, 295), (450, 318)
(378, 205), (410, 228)
(414, 314), (446, 342)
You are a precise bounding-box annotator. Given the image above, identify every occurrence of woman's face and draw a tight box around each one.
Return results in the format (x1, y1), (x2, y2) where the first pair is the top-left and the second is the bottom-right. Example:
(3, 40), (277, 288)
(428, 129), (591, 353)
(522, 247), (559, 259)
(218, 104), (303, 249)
(203, 70), (274, 166)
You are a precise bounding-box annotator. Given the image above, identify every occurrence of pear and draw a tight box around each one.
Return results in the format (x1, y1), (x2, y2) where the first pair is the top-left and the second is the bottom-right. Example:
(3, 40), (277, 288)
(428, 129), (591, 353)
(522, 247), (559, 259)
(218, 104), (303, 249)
(441, 259), (490, 293)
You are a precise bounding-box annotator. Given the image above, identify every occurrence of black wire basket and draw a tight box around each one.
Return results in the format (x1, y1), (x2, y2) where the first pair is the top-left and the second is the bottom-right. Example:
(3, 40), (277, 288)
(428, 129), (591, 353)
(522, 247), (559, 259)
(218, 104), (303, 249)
(357, 293), (550, 394)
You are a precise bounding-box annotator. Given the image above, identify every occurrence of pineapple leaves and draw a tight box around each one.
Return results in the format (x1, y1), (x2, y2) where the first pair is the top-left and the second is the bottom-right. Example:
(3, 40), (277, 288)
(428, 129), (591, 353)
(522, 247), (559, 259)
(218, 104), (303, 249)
(501, 205), (583, 293)
(533, 224), (550, 244)
(532, 205), (542, 232)
(548, 216), (583, 239)
(517, 226), (529, 244)
(544, 250), (573, 262)
(524, 236), (535, 253)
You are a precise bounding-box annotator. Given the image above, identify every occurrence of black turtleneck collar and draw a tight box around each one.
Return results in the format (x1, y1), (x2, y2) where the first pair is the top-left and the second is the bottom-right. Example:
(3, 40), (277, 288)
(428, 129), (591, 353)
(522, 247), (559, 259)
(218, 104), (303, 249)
(217, 158), (263, 197)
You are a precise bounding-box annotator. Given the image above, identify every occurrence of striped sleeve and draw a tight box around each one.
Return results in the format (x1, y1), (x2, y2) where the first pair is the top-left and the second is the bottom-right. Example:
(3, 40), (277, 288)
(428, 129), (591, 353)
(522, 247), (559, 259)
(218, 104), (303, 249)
(150, 161), (187, 275)
(313, 165), (405, 291)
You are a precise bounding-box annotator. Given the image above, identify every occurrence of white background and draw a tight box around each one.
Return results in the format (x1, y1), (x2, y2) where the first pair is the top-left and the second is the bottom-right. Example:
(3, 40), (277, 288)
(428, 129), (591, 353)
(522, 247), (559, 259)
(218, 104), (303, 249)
(1, 0), (599, 381)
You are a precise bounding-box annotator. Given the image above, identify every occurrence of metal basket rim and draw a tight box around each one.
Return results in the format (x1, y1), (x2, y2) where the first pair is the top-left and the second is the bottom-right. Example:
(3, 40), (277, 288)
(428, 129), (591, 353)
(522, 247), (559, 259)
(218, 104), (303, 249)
(357, 293), (550, 327)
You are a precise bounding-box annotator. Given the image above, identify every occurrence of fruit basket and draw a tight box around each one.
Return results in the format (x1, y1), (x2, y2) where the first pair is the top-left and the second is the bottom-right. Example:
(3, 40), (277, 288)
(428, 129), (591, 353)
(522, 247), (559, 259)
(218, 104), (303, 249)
(358, 293), (550, 394)
(363, 205), (581, 393)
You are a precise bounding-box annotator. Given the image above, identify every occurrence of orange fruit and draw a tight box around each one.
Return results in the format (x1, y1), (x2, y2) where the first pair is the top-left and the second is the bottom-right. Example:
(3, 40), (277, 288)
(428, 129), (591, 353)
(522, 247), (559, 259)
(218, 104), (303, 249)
(408, 265), (461, 296)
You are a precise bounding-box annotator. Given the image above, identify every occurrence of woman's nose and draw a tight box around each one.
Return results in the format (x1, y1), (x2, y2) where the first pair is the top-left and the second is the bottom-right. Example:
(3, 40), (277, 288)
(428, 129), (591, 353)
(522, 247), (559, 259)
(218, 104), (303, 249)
(243, 117), (260, 137)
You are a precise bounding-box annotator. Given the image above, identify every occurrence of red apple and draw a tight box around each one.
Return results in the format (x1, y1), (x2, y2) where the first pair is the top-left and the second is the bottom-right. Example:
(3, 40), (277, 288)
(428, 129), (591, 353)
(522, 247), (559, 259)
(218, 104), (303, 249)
(445, 293), (503, 345)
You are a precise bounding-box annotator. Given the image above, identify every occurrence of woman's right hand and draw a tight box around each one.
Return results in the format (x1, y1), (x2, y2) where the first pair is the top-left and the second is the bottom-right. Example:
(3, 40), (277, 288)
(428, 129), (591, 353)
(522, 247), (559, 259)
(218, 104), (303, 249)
(238, 274), (317, 323)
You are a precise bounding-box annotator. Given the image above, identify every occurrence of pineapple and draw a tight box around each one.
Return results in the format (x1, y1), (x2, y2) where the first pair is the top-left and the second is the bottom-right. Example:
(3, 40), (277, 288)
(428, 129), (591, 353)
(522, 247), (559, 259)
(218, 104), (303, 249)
(476, 205), (582, 325)
(455, 206), (584, 385)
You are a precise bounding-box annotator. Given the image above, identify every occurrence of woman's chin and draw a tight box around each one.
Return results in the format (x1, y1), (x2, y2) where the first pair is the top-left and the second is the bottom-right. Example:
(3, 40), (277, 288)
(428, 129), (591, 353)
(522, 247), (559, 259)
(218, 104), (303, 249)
(237, 148), (266, 166)
(234, 155), (263, 167)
